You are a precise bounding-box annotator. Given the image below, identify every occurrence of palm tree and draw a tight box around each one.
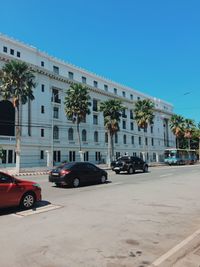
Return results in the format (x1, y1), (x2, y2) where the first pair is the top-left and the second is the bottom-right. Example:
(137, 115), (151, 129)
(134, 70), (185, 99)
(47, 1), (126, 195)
(99, 99), (124, 166)
(183, 118), (195, 149)
(134, 99), (155, 161)
(0, 60), (36, 172)
(169, 114), (185, 148)
(64, 83), (91, 161)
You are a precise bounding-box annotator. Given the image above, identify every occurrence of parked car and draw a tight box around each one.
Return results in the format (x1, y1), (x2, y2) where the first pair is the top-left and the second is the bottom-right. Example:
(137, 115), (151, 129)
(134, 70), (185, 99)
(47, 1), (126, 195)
(112, 156), (148, 174)
(0, 171), (41, 209)
(49, 162), (108, 187)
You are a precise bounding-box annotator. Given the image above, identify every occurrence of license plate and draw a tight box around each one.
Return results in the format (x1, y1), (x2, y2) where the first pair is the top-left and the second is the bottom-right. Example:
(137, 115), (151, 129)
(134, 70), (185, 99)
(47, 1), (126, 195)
(52, 173), (59, 176)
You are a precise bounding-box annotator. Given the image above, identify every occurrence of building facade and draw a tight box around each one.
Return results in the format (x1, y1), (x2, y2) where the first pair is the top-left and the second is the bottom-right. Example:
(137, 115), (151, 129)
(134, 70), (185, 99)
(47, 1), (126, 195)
(0, 34), (175, 167)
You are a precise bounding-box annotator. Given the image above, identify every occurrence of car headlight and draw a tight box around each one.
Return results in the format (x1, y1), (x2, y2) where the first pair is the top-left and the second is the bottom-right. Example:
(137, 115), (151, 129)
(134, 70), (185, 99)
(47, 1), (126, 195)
(33, 183), (41, 188)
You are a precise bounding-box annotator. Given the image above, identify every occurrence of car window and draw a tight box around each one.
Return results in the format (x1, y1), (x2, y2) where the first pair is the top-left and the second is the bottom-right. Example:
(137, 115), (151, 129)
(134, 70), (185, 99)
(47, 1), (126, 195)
(86, 163), (98, 171)
(0, 173), (13, 183)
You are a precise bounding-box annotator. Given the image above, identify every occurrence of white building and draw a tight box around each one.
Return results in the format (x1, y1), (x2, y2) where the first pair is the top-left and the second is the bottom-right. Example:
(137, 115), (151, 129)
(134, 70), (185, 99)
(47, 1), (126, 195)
(0, 34), (175, 168)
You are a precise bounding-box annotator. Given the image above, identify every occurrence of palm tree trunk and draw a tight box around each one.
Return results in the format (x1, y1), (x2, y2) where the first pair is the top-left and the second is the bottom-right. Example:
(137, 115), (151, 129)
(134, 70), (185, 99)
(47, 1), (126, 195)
(188, 138), (190, 149)
(176, 138), (179, 149)
(76, 121), (83, 161)
(107, 131), (112, 167)
(15, 104), (21, 174)
(111, 135), (114, 160)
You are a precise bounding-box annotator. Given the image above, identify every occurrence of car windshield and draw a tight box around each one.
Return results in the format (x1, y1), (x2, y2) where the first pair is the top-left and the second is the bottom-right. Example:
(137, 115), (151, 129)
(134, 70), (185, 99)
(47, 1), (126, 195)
(55, 162), (75, 171)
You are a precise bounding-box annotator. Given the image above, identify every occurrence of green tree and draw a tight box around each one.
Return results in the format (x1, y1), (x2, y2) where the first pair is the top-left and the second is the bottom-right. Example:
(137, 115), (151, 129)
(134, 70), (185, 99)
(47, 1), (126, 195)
(134, 99), (155, 161)
(99, 99), (124, 166)
(64, 83), (91, 161)
(183, 118), (196, 149)
(169, 114), (185, 148)
(0, 60), (36, 172)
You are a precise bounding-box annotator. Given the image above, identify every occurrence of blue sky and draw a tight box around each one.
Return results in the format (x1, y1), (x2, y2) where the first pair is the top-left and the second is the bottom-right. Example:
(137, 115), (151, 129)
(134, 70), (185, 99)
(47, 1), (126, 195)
(1, 0), (200, 123)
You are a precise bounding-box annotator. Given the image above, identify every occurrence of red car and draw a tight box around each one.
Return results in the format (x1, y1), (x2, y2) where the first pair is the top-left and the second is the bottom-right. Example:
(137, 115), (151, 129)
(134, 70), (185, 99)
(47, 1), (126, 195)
(0, 171), (41, 209)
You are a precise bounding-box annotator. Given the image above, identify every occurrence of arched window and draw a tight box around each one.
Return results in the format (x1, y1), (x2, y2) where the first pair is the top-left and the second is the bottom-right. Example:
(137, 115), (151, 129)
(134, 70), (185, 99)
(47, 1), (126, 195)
(53, 126), (59, 139)
(68, 128), (73, 141)
(123, 134), (126, 144)
(82, 129), (87, 142)
(94, 131), (98, 142)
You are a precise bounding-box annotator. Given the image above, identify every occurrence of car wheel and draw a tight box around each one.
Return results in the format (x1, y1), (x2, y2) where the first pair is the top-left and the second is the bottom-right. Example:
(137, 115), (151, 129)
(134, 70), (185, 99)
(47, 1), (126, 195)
(20, 192), (35, 209)
(143, 165), (148, 173)
(128, 167), (134, 174)
(115, 171), (120, 174)
(72, 177), (80, 188)
(55, 183), (60, 187)
(101, 175), (106, 183)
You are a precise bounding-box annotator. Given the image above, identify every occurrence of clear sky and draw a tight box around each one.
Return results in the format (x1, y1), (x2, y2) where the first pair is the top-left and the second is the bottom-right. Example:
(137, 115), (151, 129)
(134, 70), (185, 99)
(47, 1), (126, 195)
(1, 0), (200, 123)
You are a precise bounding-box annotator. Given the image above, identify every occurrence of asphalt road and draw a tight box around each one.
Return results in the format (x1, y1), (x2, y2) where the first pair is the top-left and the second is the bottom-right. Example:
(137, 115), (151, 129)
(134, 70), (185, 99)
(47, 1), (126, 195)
(1, 164), (200, 267)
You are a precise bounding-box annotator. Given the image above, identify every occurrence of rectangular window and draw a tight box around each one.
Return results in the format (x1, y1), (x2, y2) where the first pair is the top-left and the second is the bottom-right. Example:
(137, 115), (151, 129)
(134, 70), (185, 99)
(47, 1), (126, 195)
(41, 61), (44, 67)
(52, 89), (61, 103)
(137, 96), (140, 100)
(40, 150), (44, 160)
(93, 81), (98, 88)
(114, 88), (117, 95)
(93, 115), (98, 125)
(2, 150), (7, 164)
(145, 137), (148, 145)
(139, 137), (141, 145)
(8, 150), (13, 163)
(41, 84), (45, 92)
(41, 105), (45, 114)
(130, 110), (134, 119)
(122, 91), (126, 97)
(151, 138), (154, 146)
(130, 122), (134, 130)
(41, 129), (44, 137)
(53, 66), (59, 74)
(10, 49), (14, 55)
(3, 46), (7, 53)
(17, 51), (20, 58)
(104, 84), (108, 91)
(138, 126), (141, 131)
(82, 76), (86, 84)
(68, 71), (74, 80)
(53, 107), (59, 119)
(95, 152), (101, 161)
(54, 151), (61, 162)
(151, 126), (154, 133)
(131, 136), (134, 144)
(122, 120), (126, 129)
(69, 151), (76, 162)
(84, 151), (89, 161)
(130, 94), (133, 100)
(93, 99), (98, 111)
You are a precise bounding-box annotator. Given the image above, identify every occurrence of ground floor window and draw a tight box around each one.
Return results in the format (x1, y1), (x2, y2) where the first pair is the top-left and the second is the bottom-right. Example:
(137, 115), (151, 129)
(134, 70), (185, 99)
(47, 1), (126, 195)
(84, 151), (89, 161)
(69, 151), (76, 162)
(95, 151), (101, 161)
(1, 149), (16, 164)
(54, 150), (61, 162)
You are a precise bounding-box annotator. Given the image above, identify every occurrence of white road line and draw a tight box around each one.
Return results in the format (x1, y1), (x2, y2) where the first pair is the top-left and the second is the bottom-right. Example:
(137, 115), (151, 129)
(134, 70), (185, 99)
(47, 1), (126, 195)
(151, 228), (200, 266)
(159, 173), (173, 177)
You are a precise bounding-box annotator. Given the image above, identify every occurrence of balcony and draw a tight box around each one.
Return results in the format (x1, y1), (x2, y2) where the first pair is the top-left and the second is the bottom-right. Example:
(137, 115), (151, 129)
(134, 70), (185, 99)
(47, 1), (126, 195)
(51, 97), (61, 104)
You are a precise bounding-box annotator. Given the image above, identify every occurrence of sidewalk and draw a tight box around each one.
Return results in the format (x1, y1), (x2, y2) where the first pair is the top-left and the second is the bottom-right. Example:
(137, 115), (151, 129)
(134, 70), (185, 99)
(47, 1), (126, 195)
(0, 162), (170, 176)
(0, 163), (112, 176)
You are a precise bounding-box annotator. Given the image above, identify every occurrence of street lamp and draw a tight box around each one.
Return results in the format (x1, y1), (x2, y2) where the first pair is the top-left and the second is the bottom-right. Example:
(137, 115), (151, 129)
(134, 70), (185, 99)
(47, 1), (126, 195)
(51, 92), (60, 167)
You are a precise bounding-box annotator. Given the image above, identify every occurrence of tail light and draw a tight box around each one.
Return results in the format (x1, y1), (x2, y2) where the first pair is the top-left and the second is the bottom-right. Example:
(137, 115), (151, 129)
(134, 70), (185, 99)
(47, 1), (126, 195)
(60, 169), (71, 176)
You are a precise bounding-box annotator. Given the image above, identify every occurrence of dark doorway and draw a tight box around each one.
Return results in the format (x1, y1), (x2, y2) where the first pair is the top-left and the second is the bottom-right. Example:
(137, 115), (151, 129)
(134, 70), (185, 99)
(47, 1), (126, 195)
(0, 100), (15, 136)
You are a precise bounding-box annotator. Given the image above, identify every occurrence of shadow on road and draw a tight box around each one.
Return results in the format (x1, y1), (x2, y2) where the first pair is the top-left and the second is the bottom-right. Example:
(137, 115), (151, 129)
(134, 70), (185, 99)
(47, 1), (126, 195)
(0, 200), (51, 216)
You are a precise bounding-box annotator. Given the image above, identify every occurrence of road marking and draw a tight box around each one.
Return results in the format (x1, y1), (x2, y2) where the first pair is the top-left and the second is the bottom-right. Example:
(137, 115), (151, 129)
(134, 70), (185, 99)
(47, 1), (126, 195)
(159, 173), (173, 177)
(12, 204), (62, 217)
(151, 227), (200, 266)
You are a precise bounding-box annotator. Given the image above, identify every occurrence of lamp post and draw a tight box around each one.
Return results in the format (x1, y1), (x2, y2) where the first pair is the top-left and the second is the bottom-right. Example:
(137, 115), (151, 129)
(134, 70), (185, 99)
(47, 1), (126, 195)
(51, 92), (60, 168)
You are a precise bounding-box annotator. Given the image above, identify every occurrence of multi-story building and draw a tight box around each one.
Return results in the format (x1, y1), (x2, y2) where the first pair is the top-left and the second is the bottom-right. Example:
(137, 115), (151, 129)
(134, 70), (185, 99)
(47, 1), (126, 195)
(0, 34), (175, 168)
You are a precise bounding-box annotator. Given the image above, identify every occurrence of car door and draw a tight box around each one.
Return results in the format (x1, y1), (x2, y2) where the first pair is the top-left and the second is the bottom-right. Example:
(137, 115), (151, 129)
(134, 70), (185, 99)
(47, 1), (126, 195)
(0, 173), (21, 208)
(133, 157), (142, 170)
(85, 163), (100, 183)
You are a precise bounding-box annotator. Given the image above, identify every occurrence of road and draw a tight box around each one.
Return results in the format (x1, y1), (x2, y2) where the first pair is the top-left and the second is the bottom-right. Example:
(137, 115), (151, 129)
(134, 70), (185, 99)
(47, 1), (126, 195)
(0, 164), (200, 267)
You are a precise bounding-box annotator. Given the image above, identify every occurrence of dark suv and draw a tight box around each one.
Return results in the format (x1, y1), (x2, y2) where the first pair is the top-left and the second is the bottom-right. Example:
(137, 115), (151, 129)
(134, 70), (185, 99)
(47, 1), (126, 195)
(111, 156), (148, 174)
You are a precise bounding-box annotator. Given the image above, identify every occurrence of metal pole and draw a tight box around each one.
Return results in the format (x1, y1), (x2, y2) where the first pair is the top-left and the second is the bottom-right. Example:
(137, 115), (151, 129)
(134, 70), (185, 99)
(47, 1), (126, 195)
(51, 94), (55, 168)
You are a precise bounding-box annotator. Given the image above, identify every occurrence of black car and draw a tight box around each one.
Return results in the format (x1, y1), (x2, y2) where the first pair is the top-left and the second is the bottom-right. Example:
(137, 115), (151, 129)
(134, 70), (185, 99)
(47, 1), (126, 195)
(112, 156), (148, 174)
(49, 162), (108, 187)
